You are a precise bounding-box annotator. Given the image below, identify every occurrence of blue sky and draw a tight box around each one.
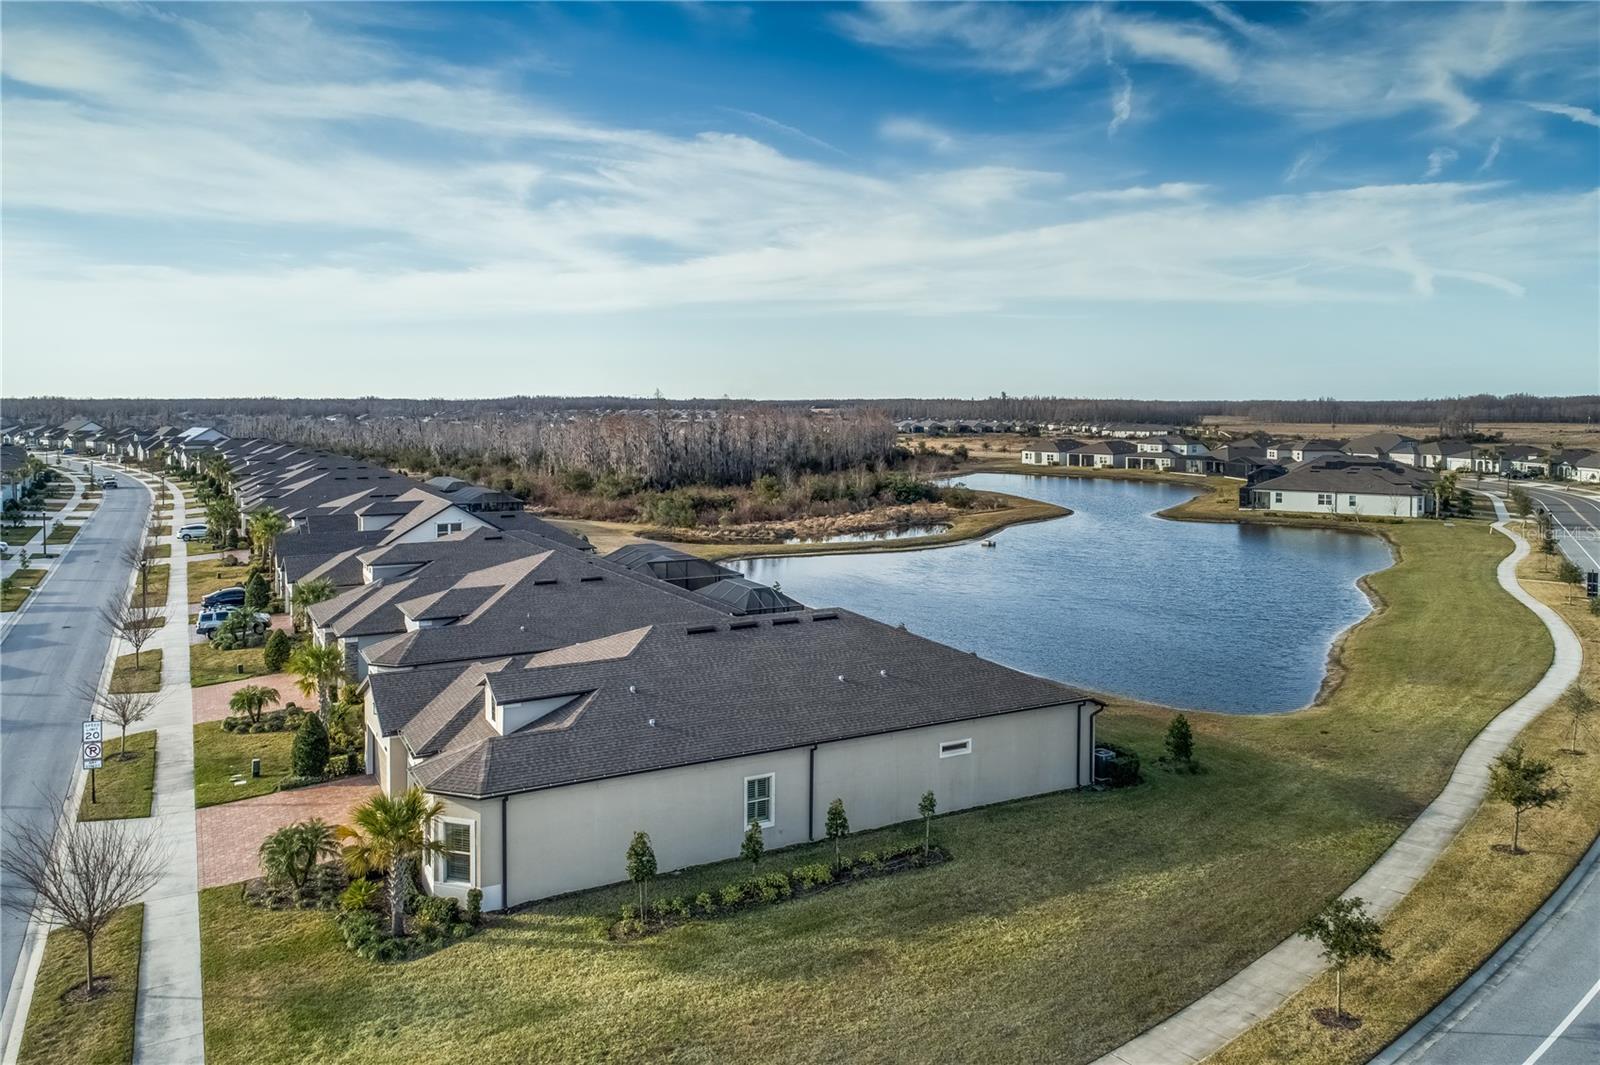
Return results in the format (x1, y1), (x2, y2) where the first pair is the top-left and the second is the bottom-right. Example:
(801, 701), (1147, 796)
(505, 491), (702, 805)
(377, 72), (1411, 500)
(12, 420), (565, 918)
(2, 1), (1597, 399)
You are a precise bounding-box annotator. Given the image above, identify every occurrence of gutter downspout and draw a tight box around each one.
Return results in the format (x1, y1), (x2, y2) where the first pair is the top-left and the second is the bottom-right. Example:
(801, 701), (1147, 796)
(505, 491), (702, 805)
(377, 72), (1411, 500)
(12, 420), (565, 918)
(500, 795), (509, 912)
(807, 745), (817, 841)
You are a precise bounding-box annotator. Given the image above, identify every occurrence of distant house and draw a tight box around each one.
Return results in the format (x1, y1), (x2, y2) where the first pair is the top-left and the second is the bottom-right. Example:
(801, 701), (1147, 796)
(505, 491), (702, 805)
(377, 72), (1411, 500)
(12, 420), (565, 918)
(1125, 435), (1220, 474)
(1572, 452), (1600, 484)
(1501, 445), (1549, 478)
(1101, 422), (1182, 439)
(1068, 440), (1137, 468)
(1415, 440), (1476, 472)
(1248, 458), (1436, 518)
(1343, 431), (1417, 461)
(1019, 439), (1079, 466)
(1, 444), (36, 503)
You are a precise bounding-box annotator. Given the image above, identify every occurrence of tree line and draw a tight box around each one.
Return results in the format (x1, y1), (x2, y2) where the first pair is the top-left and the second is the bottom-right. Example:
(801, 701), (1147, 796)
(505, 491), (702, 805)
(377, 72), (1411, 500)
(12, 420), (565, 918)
(6, 392), (1594, 432)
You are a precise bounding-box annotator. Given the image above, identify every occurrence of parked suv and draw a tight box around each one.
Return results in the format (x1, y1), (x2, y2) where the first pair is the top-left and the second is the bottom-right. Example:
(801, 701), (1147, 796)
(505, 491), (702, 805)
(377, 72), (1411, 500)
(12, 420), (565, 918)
(196, 608), (269, 637)
(101, 476), (119, 488)
(177, 523), (209, 541)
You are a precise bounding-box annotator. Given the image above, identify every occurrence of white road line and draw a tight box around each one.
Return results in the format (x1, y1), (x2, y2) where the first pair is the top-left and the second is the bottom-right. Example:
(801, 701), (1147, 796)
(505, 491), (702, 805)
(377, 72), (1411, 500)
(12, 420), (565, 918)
(1518, 975), (1600, 1065)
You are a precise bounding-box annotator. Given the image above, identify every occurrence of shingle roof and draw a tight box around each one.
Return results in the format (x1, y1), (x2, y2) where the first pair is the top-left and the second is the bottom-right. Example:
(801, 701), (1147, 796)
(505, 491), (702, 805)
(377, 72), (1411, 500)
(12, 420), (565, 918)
(386, 610), (1093, 798)
(1260, 458), (1434, 496)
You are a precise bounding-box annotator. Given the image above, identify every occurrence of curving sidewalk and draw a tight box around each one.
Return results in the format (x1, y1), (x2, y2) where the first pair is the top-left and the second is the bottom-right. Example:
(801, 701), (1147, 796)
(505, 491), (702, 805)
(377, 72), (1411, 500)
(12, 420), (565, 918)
(1092, 500), (1584, 1065)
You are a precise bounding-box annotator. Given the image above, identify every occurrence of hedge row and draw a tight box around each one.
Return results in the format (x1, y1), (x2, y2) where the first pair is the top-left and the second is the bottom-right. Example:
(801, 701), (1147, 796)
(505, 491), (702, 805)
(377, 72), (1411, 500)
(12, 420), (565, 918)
(613, 840), (949, 939)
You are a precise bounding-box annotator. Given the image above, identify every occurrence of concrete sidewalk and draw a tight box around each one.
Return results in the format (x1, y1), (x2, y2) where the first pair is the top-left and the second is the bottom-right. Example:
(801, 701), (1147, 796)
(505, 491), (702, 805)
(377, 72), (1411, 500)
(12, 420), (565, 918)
(130, 476), (206, 1065)
(1092, 502), (1584, 1065)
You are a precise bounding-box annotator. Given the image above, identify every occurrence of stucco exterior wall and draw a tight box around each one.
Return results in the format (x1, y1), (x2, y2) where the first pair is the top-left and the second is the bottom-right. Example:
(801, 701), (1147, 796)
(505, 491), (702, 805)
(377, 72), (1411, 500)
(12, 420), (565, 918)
(421, 700), (1095, 909)
(1256, 487), (1426, 517)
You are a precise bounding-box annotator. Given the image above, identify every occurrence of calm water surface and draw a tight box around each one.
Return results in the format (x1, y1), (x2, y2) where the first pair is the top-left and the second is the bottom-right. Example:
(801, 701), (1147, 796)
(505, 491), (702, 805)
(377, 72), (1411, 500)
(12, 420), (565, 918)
(733, 474), (1393, 713)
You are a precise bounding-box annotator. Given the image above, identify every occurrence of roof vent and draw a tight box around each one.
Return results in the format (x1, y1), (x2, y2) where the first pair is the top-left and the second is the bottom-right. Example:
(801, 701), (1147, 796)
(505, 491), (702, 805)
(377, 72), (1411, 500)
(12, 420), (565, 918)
(880, 669), (888, 678)
(729, 619), (758, 630)
(771, 616), (799, 626)
(813, 612), (839, 621)
(483, 534), (503, 541)
(647, 718), (656, 727)
(629, 685), (637, 694)
(837, 674), (846, 683)
(579, 575), (603, 583)
(533, 578), (558, 586)
(686, 624), (717, 635)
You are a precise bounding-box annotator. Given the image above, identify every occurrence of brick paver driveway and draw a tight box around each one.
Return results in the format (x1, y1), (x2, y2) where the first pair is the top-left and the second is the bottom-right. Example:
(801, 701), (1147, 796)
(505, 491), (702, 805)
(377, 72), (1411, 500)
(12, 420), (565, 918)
(191, 671), (298, 723)
(197, 776), (377, 888)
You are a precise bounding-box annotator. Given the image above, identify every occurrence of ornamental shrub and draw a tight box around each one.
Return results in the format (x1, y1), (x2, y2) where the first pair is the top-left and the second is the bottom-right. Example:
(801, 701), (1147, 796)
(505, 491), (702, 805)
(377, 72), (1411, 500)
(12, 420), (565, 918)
(263, 629), (292, 671)
(466, 888), (483, 925)
(340, 878), (381, 913)
(290, 713), (330, 778)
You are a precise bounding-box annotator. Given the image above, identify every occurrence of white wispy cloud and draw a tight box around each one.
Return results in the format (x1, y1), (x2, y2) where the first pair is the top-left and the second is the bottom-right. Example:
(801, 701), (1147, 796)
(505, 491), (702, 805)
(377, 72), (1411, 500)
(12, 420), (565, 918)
(1423, 147), (1459, 179)
(1107, 62), (1133, 136)
(878, 116), (955, 152)
(1527, 101), (1600, 127)
(1478, 137), (1502, 173)
(719, 108), (849, 156)
(1284, 145), (1331, 184)
(2, 3), (1592, 378)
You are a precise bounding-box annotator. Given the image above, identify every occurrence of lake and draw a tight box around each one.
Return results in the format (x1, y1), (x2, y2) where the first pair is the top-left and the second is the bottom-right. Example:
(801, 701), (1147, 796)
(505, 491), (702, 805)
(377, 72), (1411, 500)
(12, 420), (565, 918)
(732, 474), (1394, 713)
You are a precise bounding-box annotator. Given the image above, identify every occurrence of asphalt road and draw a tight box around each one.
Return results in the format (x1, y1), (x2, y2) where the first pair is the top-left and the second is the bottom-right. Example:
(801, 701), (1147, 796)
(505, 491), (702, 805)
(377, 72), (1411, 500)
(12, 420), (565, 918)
(1491, 482), (1600, 574)
(0, 468), (149, 1006)
(1386, 837), (1600, 1065)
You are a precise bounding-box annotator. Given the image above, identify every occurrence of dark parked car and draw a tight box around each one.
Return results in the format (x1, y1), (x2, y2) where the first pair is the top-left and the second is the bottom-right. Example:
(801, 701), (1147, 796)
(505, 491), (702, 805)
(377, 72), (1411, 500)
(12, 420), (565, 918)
(201, 586), (246, 609)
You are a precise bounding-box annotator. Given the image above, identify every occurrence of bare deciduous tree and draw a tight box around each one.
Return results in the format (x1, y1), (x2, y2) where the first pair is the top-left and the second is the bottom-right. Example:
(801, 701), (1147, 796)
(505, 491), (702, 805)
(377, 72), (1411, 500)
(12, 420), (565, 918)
(0, 803), (165, 998)
(100, 596), (161, 668)
(118, 535), (161, 610)
(77, 684), (158, 757)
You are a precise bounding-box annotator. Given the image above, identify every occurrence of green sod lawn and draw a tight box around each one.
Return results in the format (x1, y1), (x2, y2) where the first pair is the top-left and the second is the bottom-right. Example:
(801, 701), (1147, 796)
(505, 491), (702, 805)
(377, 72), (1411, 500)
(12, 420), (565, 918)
(190, 641), (271, 688)
(193, 722), (294, 808)
(1, 568), (46, 611)
(149, 542), (173, 559)
(188, 557), (250, 601)
(46, 524), (81, 545)
(18, 905), (143, 1065)
(3, 525), (43, 547)
(129, 565), (170, 611)
(197, 515), (1553, 1065)
(108, 650), (162, 695)
(79, 730), (157, 821)
(185, 538), (218, 555)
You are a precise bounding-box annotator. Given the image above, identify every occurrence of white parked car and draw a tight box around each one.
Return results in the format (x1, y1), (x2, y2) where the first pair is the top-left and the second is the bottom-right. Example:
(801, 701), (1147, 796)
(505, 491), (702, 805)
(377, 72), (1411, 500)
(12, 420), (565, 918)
(195, 608), (269, 637)
(177, 523), (209, 541)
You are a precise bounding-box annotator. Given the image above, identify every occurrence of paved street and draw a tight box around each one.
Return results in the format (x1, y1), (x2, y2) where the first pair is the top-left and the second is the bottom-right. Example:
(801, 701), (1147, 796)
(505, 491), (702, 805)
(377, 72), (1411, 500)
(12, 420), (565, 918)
(0, 467), (149, 1010)
(1382, 835), (1600, 1065)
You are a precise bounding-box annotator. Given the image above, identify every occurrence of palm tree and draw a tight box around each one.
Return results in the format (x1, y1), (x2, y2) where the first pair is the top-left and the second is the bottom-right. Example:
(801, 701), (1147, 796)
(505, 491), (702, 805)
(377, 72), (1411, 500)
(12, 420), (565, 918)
(227, 684), (281, 726)
(287, 642), (345, 720)
(338, 787), (445, 937)
(291, 576), (337, 632)
(258, 819), (339, 889)
(247, 508), (288, 573)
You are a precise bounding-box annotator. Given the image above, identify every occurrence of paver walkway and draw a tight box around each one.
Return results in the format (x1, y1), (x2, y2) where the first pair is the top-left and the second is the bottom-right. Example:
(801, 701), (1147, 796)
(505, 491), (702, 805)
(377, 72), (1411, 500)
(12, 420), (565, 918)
(1092, 501), (1583, 1065)
(191, 671), (298, 724)
(196, 776), (376, 889)
(129, 473), (205, 1065)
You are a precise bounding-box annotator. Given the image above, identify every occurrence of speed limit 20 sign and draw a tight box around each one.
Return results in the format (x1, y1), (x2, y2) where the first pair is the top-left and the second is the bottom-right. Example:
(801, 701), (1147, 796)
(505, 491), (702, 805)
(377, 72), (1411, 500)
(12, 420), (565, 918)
(82, 720), (104, 769)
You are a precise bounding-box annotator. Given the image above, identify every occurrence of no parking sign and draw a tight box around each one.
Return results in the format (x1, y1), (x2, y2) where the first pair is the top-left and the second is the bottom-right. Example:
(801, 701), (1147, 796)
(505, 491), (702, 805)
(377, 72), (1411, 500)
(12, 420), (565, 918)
(82, 720), (103, 770)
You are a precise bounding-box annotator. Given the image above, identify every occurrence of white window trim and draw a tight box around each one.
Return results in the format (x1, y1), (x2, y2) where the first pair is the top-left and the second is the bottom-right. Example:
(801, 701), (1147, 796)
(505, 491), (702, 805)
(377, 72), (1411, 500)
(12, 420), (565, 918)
(939, 738), (973, 759)
(743, 773), (775, 829)
(435, 816), (475, 886)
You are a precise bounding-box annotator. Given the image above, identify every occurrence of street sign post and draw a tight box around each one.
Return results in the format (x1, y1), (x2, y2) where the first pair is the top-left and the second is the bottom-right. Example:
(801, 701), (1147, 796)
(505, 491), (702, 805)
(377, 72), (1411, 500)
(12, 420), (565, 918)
(83, 721), (103, 802)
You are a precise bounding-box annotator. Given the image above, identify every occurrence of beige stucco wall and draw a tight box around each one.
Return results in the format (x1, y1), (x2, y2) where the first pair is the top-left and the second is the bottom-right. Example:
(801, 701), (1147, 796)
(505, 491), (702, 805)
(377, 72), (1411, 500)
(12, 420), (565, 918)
(364, 696), (409, 797)
(421, 700), (1095, 909)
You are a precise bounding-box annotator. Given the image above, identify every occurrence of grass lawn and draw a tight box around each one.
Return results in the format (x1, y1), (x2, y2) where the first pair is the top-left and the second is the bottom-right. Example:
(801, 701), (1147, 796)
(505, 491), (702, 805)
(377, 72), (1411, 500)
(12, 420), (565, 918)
(193, 722), (294, 808)
(188, 557), (250, 601)
(191, 641), (270, 687)
(148, 542), (172, 559)
(1, 568), (46, 611)
(78, 730), (157, 821)
(3, 525), (43, 546)
(198, 511), (1553, 1065)
(46, 524), (81, 545)
(18, 905), (143, 1065)
(130, 564), (170, 611)
(1211, 553), (1600, 1065)
(108, 650), (162, 695)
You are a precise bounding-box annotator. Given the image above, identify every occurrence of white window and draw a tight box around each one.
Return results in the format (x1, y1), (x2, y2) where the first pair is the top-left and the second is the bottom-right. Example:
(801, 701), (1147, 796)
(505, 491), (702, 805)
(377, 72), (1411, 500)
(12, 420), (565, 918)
(744, 774), (774, 828)
(1348, 495), (1358, 508)
(1316, 493), (1333, 506)
(939, 738), (972, 758)
(435, 521), (463, 538)
(438, 819), (473, 884)
(1273, 491), (1283, 504)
